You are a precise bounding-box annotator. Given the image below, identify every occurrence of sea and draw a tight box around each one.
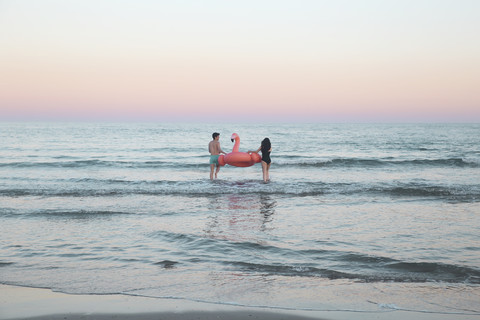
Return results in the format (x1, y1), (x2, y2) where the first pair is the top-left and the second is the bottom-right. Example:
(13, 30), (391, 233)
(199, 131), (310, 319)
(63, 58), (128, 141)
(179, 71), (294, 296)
(1, 122), (479, 317)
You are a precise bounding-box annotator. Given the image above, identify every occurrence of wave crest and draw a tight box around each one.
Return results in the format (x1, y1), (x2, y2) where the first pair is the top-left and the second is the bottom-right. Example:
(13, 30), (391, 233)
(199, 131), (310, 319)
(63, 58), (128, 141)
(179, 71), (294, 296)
(1, 157), (478, 169)
(1, 180), (478, 202)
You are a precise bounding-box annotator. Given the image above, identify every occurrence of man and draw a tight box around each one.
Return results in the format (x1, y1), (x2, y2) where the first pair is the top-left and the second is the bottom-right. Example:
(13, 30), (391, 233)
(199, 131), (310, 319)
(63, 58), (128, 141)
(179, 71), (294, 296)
(208, 132), (226, 180)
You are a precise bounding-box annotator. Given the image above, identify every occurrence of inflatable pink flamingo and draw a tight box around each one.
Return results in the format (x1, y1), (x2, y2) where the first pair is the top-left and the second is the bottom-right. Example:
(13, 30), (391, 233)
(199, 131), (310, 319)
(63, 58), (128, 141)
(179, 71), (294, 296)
(218, 133), (261, 167)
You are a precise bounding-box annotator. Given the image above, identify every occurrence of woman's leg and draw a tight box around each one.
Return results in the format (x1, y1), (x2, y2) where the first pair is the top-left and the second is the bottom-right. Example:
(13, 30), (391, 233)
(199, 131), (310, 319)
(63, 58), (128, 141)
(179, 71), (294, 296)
(262, 161), (268, 182)
(265, 163), (271, 181)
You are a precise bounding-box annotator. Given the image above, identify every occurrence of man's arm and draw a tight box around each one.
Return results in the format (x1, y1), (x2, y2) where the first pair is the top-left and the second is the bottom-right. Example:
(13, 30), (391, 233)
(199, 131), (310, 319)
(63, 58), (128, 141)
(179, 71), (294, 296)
(217, 141), (226, 154)
(208, 141), (214, 154)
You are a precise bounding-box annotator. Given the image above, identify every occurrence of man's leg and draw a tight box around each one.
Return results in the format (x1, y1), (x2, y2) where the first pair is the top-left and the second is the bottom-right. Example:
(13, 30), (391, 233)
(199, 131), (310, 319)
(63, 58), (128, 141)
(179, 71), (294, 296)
(215, 164), (220, 179)
(210, 164), (215, 180)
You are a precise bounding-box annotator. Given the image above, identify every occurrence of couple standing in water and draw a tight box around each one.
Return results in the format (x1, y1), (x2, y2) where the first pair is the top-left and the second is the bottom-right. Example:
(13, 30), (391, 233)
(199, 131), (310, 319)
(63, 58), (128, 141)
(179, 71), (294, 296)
(208, 132), (272, 182)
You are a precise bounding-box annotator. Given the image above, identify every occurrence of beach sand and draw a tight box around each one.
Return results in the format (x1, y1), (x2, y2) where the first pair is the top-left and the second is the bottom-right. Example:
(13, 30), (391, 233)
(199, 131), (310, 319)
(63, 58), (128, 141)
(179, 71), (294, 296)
(1, 284), (479, 320)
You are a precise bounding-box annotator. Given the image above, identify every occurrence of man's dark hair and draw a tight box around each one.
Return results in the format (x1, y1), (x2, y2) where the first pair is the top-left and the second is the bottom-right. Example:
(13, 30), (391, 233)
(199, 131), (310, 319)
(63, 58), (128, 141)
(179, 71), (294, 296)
(212, 132), (220, 140)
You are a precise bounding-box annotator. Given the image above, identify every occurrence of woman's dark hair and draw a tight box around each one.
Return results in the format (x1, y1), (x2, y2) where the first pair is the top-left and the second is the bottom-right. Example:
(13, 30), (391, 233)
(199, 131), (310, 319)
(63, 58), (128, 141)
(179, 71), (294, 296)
(261, 138), (271, 153)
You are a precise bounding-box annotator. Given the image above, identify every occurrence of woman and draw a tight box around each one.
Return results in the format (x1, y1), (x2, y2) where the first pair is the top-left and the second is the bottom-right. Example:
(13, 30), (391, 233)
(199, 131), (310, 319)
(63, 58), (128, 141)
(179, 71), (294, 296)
(249, 138), (272, 183)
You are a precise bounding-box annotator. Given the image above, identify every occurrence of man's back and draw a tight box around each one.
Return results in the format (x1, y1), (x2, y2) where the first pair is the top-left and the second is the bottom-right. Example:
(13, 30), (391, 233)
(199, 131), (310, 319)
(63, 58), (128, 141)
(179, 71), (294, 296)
(209, 140), (220, 155)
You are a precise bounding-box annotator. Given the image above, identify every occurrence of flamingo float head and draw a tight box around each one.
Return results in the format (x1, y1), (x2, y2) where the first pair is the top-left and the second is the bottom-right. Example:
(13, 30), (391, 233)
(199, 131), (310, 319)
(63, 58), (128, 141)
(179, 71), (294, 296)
(230, 133), (239, 142)
(230, 133), (240, 152)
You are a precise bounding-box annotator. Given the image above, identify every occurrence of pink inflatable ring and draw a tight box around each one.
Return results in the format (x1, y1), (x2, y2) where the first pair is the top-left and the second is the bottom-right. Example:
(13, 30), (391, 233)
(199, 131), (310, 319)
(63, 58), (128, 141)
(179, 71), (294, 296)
(218, 133), (261, 167)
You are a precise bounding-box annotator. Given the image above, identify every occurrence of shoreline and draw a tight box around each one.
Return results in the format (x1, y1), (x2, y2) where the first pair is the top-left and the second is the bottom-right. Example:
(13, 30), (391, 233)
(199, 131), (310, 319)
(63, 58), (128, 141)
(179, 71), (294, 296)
(2, 284), (480, 320)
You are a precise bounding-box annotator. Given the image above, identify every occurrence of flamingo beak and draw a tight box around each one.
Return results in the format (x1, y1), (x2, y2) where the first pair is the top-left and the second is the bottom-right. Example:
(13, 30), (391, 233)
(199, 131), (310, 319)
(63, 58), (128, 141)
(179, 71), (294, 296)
(231, 139), (234, 142)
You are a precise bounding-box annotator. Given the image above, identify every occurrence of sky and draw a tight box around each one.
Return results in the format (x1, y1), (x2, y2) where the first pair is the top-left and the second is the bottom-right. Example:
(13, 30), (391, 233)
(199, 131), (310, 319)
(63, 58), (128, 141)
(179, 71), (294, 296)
(0, 0), (479, 122)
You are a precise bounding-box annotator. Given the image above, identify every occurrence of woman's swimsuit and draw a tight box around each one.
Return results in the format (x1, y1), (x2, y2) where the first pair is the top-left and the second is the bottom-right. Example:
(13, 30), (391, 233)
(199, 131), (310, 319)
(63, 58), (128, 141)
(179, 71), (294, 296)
(261, 148), (271, 164)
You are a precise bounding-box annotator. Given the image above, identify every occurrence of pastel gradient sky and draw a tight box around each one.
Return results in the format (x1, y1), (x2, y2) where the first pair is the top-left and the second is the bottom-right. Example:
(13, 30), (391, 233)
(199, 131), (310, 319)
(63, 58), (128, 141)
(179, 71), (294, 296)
(1, 0), (479, 122)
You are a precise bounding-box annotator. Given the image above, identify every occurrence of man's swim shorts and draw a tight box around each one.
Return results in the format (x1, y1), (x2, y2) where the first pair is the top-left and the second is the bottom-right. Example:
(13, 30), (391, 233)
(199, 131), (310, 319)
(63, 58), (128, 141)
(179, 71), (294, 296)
(210, 155), (220, 165)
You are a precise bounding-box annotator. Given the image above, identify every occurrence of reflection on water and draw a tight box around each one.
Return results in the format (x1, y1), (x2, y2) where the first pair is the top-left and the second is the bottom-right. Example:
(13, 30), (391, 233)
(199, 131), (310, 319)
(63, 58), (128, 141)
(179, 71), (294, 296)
(203, 194), (277, 302)
(206, 271), (276, 303)
(259, 195), (276, 231)
(204, 194), (276, 244)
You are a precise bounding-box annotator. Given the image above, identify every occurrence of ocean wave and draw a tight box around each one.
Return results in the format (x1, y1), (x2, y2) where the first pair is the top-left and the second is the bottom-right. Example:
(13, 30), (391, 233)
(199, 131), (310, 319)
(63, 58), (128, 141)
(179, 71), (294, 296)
(368, 184), (461, 197)
(274, 157), (480, 168)
(0, 209), (135, 217)
(0, 157), (478, 169)
(0, 160), (185, 169)
(150, 230), (480, 284)
(1, 180), (478, 202)
(223, 256), (480, 284)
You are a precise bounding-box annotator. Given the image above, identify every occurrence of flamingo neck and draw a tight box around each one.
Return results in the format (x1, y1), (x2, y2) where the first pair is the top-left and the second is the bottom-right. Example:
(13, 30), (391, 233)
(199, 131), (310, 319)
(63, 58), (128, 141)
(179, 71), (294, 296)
(232, 137), (240, 152)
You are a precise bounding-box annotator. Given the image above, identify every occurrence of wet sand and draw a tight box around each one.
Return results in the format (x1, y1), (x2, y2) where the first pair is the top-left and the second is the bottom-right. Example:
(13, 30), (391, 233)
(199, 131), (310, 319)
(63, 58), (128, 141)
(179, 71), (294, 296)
(1, 284), (479, 320)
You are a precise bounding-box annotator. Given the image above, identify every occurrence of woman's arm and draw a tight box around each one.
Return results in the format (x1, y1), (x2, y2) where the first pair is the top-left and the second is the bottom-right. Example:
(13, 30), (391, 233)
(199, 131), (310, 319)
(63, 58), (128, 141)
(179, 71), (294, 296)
(248, 146), (261, 154)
